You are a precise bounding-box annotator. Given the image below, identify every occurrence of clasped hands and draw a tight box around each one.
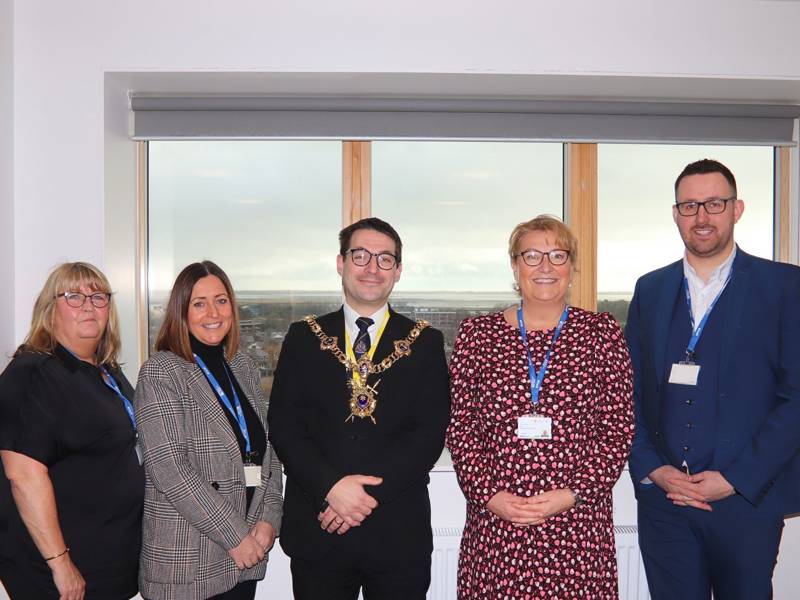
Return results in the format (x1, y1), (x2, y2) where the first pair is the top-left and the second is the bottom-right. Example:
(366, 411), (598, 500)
(487, 489), (576, 526)
(317, 474), (383, 535)
(227, 520), (276, 570)
(649, 465), (735, 511)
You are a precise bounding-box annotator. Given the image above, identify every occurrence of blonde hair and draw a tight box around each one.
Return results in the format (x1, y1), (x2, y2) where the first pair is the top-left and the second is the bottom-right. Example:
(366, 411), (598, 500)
(508, 214), (579, 269)
(16, 262), (122, 366)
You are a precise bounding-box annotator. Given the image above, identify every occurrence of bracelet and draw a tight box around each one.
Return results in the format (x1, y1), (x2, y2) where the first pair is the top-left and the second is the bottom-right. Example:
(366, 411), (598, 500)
(44, 547), (69, 561)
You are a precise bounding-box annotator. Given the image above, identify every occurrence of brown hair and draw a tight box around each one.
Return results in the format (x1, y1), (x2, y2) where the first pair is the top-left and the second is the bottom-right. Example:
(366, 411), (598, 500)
(339, 217), (403, 264)
(155, 261), (240, 362)
(15, 262), (122, 366)
(675, 158), (737, 198)
(508, 214), (579, 269)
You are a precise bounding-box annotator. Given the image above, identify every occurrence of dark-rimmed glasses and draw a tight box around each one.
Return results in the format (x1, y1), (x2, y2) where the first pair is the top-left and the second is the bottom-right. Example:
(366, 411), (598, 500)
(675, 196), (735, 217)
(346, 248), (398, 270)
(55, 291), (112, 308)
(514, 248), (571, 267)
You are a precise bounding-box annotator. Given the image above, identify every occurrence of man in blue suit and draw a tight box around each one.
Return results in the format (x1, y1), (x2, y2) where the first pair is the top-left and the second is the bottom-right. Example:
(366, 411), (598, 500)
(626, 158), (800, 600)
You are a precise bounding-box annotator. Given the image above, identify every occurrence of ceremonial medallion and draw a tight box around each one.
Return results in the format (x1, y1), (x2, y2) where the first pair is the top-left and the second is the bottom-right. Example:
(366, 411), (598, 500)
(347, 379), (381, 424)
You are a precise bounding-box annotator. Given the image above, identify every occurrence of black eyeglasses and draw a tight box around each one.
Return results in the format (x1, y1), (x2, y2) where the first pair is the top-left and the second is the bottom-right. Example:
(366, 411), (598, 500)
(55, 291), (112, 308)
(514, 248), (571, 267)
(675, 196), (735, 217)
(345, 248), (398, 270)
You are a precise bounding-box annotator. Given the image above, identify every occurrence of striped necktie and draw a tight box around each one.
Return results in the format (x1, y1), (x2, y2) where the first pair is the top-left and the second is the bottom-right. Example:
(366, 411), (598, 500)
(353, 317), (374, 359)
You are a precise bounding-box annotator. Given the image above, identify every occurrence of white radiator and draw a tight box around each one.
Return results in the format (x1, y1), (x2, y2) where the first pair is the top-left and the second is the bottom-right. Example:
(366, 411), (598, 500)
(429, 525), (650, 600)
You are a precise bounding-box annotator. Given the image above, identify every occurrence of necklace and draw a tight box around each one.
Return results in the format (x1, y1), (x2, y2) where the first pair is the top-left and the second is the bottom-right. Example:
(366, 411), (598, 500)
(304, 315), (429, 423)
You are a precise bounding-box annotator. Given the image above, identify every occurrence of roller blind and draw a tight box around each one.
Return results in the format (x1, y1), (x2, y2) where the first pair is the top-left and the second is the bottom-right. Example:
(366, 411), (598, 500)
(131, 96), (800, 145)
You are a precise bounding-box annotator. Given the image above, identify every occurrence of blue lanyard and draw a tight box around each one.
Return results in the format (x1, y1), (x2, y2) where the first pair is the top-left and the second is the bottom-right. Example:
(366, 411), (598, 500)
(517, 303), (569, 410)
(99, 366), (137, 431)
(682, 270), (732, 361)
(193, 354), (251, 454)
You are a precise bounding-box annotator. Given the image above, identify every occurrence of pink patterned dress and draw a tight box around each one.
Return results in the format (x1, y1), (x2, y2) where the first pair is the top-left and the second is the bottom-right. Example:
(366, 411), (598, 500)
(446, 308), (633, 599)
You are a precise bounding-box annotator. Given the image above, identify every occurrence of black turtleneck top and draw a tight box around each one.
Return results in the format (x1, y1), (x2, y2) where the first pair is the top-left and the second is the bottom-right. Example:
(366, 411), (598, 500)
(189, 334), (267, 470)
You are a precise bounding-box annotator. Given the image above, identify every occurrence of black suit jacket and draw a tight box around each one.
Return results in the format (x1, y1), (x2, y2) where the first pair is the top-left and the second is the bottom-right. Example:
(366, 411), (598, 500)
(268, 307), (450, 560)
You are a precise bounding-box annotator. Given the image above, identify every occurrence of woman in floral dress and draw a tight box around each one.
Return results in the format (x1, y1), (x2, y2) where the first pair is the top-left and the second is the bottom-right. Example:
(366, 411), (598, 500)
(446, 215), (634, 599)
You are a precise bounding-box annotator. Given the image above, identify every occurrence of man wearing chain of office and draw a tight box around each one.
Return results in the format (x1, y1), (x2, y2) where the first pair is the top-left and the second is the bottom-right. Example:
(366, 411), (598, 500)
(268, 217), (450, 599)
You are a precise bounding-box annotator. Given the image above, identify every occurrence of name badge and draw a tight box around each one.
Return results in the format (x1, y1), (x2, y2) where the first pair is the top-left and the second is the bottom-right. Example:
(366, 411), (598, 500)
(244, 464), (262, 487)
(516, 415), (552, 440)
(669, 363), (700, 386)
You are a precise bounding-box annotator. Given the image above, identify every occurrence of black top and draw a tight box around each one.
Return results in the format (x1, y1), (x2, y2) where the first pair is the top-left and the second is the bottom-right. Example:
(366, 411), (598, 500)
(0, 345), (144, 599)
(190, 335), (267, 466)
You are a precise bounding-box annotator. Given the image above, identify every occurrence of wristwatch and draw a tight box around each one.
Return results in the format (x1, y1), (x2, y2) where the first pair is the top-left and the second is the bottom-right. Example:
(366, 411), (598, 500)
(569, 489), (585, 508)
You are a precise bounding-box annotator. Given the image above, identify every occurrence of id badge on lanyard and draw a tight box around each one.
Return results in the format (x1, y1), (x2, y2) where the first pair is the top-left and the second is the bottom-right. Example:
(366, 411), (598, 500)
(668, 275), (730, 387)
(515, 304), (568, 440)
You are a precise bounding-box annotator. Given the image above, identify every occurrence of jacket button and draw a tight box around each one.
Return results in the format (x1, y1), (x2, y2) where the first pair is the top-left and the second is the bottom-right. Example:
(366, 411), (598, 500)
(685, 399), (694, 405)
(211, 481), (220, 490)
(348, 435), (357, 441)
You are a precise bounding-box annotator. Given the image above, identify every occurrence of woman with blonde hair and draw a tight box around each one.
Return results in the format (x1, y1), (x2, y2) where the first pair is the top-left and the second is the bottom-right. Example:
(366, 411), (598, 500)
(0, 262), (143, 599)
(447, 215), (634, 598)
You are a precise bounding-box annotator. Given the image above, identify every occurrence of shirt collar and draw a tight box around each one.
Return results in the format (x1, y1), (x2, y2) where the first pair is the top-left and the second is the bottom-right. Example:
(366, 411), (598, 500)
(343, 302), (389, 333)
(683, 245), (737, 287)
(54, 343), (89, 372)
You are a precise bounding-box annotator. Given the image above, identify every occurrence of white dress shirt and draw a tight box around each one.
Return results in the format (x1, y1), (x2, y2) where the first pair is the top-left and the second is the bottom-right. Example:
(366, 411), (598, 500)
(682, 246), (737, 327)
(342, 302), (389, 353)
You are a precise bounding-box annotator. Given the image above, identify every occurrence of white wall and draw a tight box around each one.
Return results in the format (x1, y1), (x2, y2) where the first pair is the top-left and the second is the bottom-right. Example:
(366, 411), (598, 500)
(4, 1), (800, 598)
(0, 0), (13, 369)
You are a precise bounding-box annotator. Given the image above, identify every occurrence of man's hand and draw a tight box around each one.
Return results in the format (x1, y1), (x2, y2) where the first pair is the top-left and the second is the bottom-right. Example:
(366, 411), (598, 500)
(227, 534), (265, 570)
(249, 521), (276, 553)
(318, 506), (352, 535)
(649, 464), (712, 511)
(666, 470), (735, 509)
(49, 552), (85, 600)
(326, 475), (382, 527)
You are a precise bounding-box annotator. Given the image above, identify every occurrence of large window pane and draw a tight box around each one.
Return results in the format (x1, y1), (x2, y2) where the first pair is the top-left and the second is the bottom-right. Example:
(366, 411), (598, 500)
(148, 141), (342, 393)
(597, 144), (774, 324)
(372, 141), (564, 356)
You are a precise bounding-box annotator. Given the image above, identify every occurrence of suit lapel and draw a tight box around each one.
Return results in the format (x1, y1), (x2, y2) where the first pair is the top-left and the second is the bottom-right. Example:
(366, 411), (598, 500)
(185, 360), (242, 465)
(654, 261), (684, 380)
(717, 250), (750, 386)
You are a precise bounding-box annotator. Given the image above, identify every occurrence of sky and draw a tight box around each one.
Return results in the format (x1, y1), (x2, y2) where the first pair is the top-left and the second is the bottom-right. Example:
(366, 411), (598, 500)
(148, 141), (774, 297)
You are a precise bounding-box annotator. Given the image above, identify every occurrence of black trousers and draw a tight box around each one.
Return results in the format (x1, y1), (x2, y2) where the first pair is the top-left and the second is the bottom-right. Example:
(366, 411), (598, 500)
(290, 542), (431, 600)
(208, 579), (258, 600)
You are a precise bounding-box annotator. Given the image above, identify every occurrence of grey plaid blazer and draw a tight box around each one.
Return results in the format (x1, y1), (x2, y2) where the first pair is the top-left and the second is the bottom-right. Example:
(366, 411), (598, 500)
(134, 350), (283, 600)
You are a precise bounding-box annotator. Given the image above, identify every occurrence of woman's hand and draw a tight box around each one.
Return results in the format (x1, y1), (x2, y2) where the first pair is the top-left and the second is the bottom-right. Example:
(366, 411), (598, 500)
(487, 489), (576, 525)
(227, 535), (265, 570)
(249, 521), (276, 553)
(487, 490), (547, 525)
(49, 552), (86, 600)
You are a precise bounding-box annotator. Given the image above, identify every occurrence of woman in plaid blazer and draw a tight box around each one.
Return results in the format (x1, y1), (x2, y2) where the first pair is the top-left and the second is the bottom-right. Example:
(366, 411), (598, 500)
(134, 261), (283, 600)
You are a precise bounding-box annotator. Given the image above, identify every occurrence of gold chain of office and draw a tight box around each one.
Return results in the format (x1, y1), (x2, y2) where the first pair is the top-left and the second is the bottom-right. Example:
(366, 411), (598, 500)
(303, 314), (430, 374)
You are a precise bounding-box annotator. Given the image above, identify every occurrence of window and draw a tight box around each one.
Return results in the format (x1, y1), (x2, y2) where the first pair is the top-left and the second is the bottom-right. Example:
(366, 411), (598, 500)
(147, 141), (342, 393)
(372, 141), (564, 357)
(596, 144), (775, 325)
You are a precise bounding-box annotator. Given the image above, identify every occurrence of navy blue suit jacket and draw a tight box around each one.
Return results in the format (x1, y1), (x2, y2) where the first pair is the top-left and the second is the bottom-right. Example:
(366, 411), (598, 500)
(626, 249), (800, 515)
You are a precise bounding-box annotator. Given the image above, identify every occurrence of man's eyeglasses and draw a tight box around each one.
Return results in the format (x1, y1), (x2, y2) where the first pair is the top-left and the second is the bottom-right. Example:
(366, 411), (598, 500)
(345, 248), (398, 270)
(674, 196), (735, 217)
(514, 249), (571, 267)
(55, 292), (112, 308)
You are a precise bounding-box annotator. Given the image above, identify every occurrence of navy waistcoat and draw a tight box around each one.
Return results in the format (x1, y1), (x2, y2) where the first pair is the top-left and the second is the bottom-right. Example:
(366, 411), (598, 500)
(660, 279), (733, 473)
